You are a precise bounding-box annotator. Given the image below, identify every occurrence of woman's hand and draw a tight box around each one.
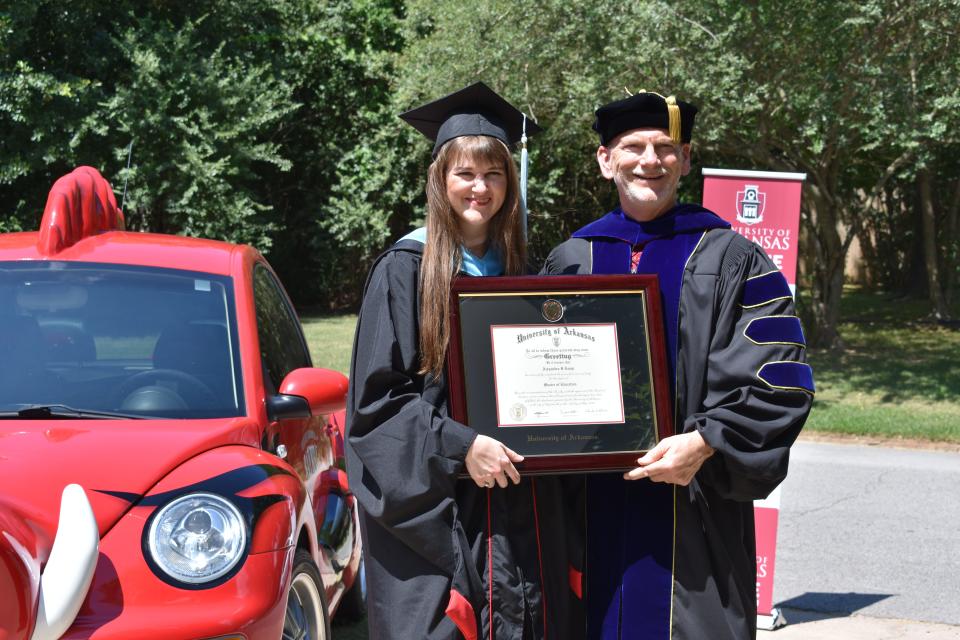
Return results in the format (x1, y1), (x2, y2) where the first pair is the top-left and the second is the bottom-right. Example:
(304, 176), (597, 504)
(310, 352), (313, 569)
(465, 435), (524, 489)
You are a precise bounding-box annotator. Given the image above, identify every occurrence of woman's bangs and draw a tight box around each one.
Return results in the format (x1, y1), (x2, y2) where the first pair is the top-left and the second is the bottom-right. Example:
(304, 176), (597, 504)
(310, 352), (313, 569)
(449, 135), (509, 169)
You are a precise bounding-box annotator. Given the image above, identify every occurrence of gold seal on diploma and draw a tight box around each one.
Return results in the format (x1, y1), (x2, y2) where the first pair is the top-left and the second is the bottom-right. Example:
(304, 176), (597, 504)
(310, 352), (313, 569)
(542, 299), (564, 322)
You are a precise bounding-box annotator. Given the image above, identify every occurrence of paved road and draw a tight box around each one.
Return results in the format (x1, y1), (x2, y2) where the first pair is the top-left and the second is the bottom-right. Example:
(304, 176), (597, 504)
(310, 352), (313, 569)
(759, 608), (960, 639)
(771, 440), (960, 627)
(334, 439), (960, 638)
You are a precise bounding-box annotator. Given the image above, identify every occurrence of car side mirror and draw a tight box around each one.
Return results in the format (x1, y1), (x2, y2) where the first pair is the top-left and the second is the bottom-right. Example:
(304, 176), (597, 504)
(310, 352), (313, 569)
(268, 367), (349, 420)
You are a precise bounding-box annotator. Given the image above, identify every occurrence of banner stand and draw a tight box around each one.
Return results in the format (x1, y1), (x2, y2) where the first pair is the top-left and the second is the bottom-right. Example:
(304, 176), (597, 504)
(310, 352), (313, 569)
(702, 168), (807, 631)
(757, 608), (787, 631)
(753, 485), (786, 630)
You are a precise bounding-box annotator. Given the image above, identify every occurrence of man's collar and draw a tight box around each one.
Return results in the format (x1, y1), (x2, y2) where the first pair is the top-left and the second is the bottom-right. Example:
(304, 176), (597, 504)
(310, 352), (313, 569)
(573, 203), (730, 245)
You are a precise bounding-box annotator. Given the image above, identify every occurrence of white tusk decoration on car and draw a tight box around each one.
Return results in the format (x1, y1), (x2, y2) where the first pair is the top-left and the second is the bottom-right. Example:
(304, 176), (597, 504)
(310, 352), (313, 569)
(30, 484), (100, 640)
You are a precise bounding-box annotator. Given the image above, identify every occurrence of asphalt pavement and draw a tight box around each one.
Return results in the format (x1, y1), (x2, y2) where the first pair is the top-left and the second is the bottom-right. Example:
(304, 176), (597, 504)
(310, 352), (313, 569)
(759, 438), (960, 638)
(759, 608), (960, 639)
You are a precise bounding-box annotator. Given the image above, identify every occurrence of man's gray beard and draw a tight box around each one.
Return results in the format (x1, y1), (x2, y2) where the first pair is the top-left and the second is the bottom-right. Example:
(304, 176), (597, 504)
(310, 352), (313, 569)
(614, 173), (658, 205)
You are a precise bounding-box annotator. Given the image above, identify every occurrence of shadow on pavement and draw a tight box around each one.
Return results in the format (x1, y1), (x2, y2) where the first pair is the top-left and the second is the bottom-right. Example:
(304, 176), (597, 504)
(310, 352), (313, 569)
(778, 592), (893, 620)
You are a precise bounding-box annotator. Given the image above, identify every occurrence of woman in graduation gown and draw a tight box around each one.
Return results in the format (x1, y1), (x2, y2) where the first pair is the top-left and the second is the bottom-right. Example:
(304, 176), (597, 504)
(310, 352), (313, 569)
(345, 83), (583, 640)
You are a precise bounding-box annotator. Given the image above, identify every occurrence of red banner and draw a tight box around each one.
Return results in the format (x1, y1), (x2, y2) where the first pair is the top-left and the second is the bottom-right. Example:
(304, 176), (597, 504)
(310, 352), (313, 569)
(702, 168), (805, 626)
(702, 168), (805, 288)
(753, 487), (782, 619)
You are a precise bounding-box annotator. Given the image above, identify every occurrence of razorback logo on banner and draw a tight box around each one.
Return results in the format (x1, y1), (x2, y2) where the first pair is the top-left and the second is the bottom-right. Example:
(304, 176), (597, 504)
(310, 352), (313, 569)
(736, 184), (766, 225)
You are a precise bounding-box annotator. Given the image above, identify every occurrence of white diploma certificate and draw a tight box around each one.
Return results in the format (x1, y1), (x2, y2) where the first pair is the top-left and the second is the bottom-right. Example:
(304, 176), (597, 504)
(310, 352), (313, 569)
(490, 323), (625, 427)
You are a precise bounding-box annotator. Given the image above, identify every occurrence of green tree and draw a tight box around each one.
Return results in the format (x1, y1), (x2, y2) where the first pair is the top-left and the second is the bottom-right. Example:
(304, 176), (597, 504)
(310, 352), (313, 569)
(0, 2), (117, 231)
(266, 0), (405, 306)
(324, 0), (679, 267)
(5, 0), (956, 319)
(343, 0), (958, 342)
(1, 0), (404, 306)
(104, 15), (295, 247)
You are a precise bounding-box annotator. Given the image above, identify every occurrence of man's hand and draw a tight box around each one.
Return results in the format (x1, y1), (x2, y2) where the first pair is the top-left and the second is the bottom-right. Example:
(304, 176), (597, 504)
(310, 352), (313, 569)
(465, 435), (523, 489)
(623, 431), (715, 486)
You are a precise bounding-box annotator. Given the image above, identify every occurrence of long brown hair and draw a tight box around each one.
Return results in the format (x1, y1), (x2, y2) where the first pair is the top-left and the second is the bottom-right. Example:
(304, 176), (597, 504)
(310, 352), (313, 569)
(419, 135), (526, 378)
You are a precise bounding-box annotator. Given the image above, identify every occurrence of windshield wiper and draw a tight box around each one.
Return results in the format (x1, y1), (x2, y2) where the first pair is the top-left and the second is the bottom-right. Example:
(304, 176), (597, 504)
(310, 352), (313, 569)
(1, 405), (146, 420)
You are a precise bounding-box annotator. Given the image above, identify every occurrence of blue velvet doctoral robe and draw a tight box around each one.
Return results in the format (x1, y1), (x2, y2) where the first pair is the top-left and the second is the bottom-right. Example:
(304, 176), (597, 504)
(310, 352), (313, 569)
(543, 204), (814, 640)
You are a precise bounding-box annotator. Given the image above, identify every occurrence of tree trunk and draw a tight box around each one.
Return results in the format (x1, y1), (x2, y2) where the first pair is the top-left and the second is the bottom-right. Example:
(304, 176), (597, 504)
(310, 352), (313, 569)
(804, 184), (845, 349)
(918, 168), (950, 320)
(905, 190), (927, 296)
(945, 176), (960, 307)
(855, 211), (878, 289)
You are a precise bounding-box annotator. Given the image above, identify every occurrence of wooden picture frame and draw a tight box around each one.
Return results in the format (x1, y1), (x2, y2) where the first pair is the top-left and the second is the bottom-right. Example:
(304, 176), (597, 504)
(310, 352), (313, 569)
(447, 274), (674, 474)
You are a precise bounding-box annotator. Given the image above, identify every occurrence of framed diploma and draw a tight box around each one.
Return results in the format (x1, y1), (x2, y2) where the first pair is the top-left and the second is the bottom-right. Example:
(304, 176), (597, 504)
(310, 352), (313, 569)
(447, 274), (674, 474)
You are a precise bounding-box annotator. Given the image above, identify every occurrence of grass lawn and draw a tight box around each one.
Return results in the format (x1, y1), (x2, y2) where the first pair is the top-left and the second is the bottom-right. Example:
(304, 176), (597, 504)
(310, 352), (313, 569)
(300, 288), (960, 444)
(299, 312), (356, 373)
(805, 288), (960, 443)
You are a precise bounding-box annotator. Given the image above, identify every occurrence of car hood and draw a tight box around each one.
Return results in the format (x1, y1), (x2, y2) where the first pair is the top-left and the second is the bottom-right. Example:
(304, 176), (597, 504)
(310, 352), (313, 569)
(0, 418), (260, 551)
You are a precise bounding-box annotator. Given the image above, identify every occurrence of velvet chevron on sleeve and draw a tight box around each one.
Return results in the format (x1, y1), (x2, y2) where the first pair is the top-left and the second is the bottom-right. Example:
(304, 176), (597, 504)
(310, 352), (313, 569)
(680, 235), (813, 503)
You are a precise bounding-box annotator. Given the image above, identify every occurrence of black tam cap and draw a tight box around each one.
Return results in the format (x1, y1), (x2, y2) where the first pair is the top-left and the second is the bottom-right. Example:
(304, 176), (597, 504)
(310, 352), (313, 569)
(593, 92), (698, 146)
(399, 82), (542, 157)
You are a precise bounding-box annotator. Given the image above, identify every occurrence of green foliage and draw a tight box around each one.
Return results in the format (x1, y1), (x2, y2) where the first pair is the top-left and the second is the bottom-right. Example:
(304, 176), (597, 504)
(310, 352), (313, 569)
(324, 129), (421, 252)
(103, 16), (296, 247)
(0, 2), (113, 230)
(3, 0), (957, 317)
(325, 0), (959, 320)
(258, 0), (405, 305)
(1, 0), (404, 304)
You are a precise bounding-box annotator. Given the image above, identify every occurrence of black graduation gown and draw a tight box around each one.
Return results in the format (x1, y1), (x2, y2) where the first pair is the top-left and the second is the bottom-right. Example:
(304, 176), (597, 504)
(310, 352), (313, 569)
(541, 205), (814, 640)
(346, 239), (584, 640)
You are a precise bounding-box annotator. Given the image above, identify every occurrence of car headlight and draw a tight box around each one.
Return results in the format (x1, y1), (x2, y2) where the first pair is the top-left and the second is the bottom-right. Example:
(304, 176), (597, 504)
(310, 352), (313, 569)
(146, 492), (247, 584)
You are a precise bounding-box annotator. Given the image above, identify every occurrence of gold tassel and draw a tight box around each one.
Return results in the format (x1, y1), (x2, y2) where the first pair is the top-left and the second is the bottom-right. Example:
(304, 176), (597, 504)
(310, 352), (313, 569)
(633, 89), (682, 143)
(665, 96), (681, 144)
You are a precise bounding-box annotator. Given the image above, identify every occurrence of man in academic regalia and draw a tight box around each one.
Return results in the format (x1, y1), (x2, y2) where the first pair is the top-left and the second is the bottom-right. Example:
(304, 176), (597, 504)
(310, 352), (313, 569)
(542, 92), (815, 639)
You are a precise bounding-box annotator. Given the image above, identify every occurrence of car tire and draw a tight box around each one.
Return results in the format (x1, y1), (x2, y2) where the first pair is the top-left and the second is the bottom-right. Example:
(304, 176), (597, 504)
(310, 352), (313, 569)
(334, 555), (367, 622)
(283, 549), (331, 640)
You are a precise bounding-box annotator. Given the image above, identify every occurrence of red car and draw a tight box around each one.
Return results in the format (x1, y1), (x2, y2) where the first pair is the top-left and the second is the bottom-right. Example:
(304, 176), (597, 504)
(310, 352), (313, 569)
(0, 167), (364, 640)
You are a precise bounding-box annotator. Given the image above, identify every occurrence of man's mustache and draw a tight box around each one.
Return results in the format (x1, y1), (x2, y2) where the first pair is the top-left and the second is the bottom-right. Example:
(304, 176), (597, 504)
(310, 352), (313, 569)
(630, 168), (667, 178)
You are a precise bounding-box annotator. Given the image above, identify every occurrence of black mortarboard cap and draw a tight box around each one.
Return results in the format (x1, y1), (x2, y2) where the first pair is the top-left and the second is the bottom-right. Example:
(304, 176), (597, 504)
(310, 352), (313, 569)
(593, 92), (698, 146)
(399, 82), (542, 157)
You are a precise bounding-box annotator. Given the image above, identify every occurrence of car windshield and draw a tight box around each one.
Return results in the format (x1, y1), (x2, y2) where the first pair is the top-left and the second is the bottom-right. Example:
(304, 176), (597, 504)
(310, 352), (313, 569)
(0, 261), (244, 419)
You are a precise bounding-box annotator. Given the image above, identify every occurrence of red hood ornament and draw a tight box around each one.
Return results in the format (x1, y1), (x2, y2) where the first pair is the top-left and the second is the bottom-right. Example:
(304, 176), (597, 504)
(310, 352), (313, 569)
(37, 166), (125, 256)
